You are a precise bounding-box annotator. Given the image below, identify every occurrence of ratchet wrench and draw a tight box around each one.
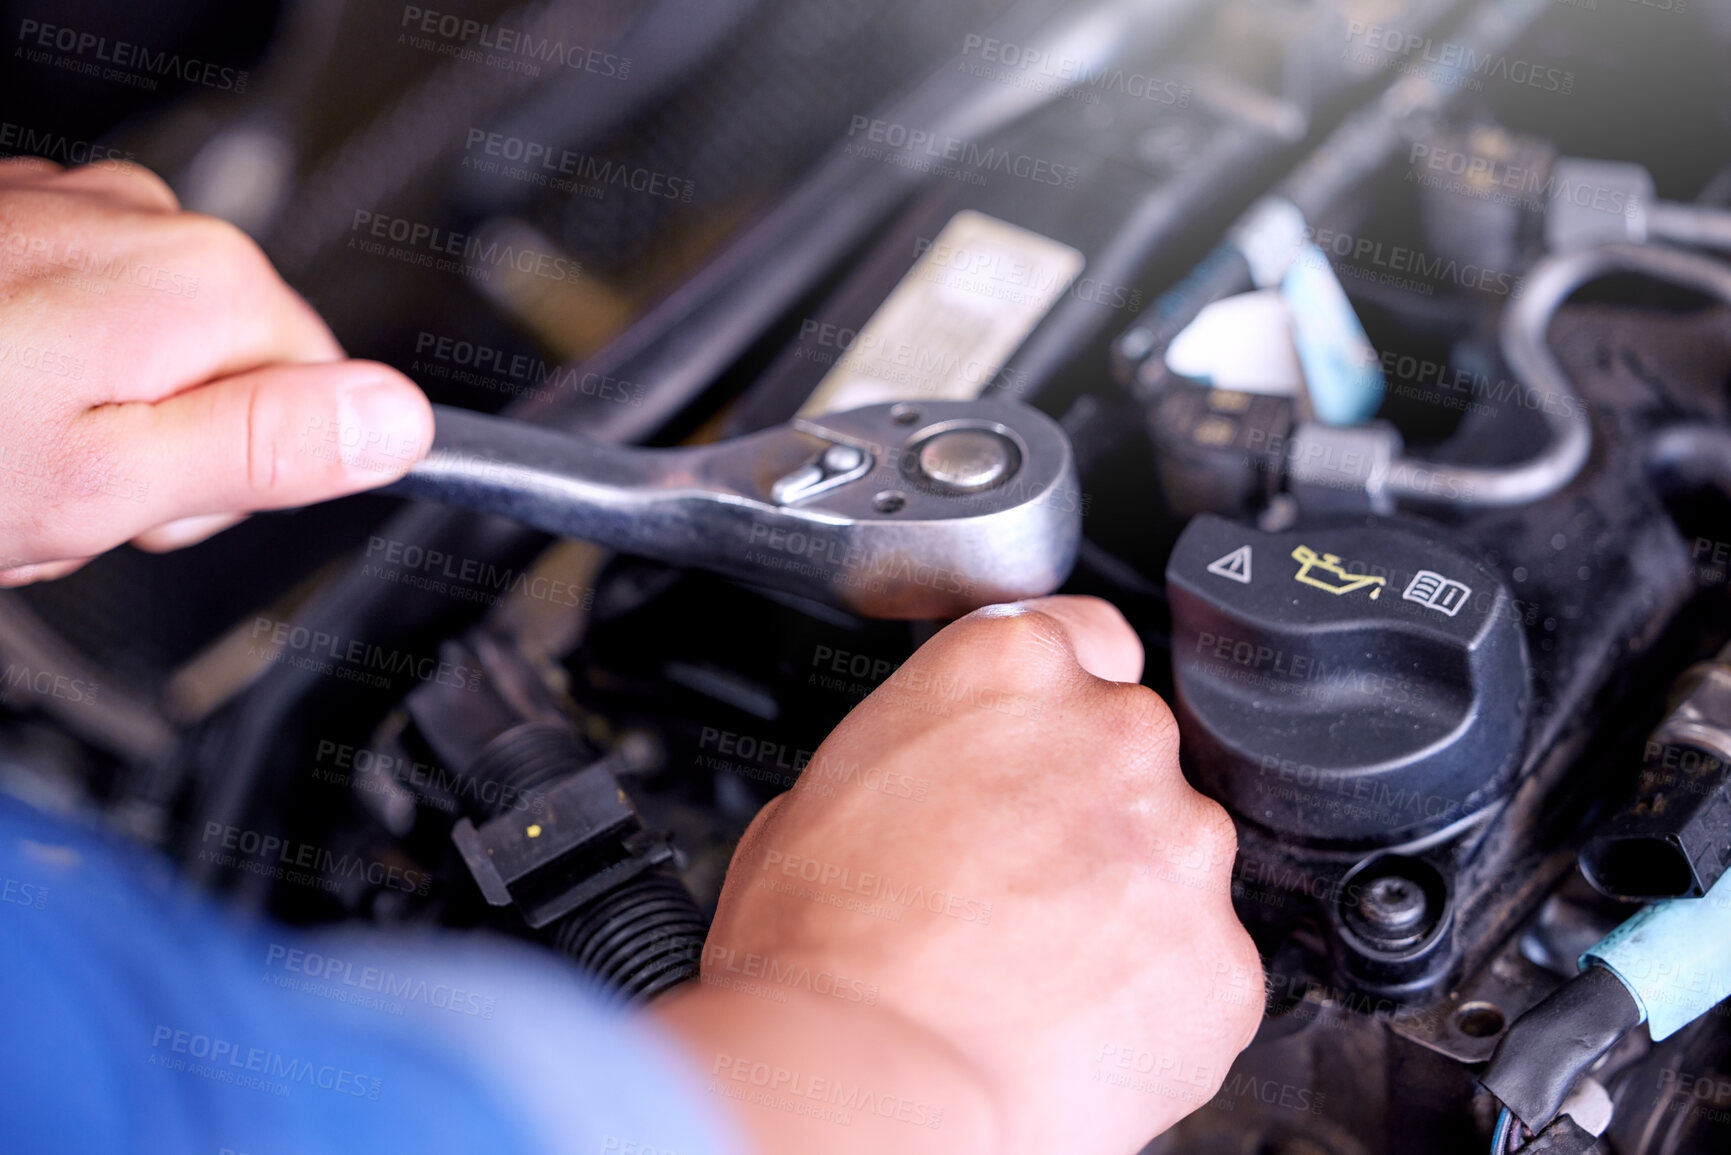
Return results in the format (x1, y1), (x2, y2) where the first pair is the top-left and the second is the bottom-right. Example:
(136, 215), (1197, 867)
(384, 400), (1081, 619)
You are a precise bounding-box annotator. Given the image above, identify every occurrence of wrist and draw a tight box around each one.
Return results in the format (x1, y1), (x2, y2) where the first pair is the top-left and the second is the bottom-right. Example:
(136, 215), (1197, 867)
(651, 981), (1001, 1155)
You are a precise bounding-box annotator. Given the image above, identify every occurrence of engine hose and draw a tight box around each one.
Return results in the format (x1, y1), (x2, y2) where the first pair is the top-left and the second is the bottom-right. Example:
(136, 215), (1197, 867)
(1388, 244), (1731, 508)
(470, 721), (594, 810)
(471, 720), (708, 1003)
(549, 872), (708, 1004)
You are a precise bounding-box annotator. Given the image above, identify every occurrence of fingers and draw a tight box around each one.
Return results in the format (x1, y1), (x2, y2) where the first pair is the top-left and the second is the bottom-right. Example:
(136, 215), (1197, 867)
(131, 513), (248, 553)
(1012, 596), (1145, 683)
(880, 597), (1186, 811)
(0, 159), (419, 574)
(0, 156), (62, 185)
(0, 172), (345, 406)
(1, 358), (431, 569)
(36, 160), (181, 214)
(925, 595), (1146, 691)
(62, 360), (431, 543)
(730, 795), (790, 879)
(0, 157), (178, 212)
(69, 213), (348, 403)
(0, 558), (90, 587)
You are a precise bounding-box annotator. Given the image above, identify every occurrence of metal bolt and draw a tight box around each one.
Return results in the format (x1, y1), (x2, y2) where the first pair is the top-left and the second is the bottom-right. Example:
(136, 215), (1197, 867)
(873, 491), (907, 514)
(917, 430), (1016, 493)
(821, 444), (865, 474)
(1359, 875), (1428, 933)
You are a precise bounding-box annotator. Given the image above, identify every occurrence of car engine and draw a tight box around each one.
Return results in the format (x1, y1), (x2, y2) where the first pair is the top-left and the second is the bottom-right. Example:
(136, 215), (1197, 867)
(4, 0), (1731, 1150)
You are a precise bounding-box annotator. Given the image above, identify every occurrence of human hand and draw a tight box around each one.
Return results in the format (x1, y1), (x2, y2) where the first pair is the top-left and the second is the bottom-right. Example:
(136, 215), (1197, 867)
(656, 596), (1263, 1155)
(0, 158), (432, 585)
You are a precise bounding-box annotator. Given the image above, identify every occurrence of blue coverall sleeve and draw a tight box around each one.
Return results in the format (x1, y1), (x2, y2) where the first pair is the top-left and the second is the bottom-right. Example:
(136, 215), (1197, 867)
(0, 793), (742, 1155)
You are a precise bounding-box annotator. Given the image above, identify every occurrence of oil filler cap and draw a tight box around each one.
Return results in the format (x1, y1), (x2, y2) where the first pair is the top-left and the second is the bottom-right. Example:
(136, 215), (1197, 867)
(1167, 514), (1530, 844)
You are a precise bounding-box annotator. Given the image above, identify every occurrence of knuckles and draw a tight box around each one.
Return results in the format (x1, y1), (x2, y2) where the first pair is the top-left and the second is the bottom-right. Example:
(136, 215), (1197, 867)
(1, 419), (128, 560)
(242, 379), (287, 494)
(89, 161), (180, 212)
(1100, 683), (1181, 759)
(924, 607), (1087, 697)
(1204, 920), (1267, 1055)
(958, 605), (1079, 664)
(0, 156), (62, 183)
(37, 159), (179, 213)
(1190, 794), (1240, 867)
(169, 212), (273, 284)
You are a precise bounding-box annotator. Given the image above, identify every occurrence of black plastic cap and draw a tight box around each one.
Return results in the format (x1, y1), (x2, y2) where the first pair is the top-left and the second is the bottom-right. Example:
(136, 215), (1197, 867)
(1167, 514), (1531, 845)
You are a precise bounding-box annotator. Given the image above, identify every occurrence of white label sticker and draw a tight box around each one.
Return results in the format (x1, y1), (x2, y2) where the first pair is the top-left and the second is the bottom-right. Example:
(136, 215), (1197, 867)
(798, 210), (1085, 416)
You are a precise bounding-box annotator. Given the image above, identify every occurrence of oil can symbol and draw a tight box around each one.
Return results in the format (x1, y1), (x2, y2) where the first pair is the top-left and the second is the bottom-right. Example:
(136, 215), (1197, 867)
(1402, 570), (1472, 617)
(1290, 545), (1387, 600)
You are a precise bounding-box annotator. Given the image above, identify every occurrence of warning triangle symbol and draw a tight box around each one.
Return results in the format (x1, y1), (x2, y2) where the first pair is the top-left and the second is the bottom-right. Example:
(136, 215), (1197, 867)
(1206, 545), (1253, 584)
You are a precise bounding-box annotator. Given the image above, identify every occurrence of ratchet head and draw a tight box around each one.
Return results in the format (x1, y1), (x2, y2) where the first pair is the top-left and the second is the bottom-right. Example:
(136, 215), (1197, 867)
(736, 400), (1082, 618)
(391, 398), (1081, 620)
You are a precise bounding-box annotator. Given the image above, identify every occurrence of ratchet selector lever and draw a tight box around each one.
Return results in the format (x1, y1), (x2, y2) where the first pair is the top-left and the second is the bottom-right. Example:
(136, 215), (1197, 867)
(386, 400), (1081, 619)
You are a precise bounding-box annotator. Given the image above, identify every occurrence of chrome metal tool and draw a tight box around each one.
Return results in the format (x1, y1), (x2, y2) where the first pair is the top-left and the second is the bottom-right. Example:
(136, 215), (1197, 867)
(386, 400), (1081, 619)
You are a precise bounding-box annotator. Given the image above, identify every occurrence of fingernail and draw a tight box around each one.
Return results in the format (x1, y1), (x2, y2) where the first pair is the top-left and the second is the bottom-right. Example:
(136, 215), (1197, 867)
(134, 513), (246, 552)
(336, 378), (432, 478)
(0, 559), (86, 587)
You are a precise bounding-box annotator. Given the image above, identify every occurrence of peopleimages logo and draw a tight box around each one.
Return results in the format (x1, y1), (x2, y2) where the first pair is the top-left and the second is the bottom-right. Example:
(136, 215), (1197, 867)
(0, 230), (201, 299)
(15, 20), (249, 92)
(399, 6), (630, 78)
(349, 210), (579, 282)
(412, 330), (645, 406)
(0, 121), (133, 165)
(362, 532), (597, 611)
(264, 944), (497, 1018)
(1408, 141), (1644, 217)
(846, 116), (1079, 190)
(462, 130), (694, 201)
(760, 850), (992, 924)
(347, 207), (578, 282)
(312, 738), (548, 816)
(149, 1026), (382, 1100)
(959, 33), (1191, 108)
(1, 662), (99, 705)
(744, 521), (973, 597)
(248, 616), (482, 693)
(702, 944), (880, 1006)
(199, 822), (435, 896)
(911, 234), (1141, 313)
(1, 876), (47, 910)
(1343, 21), (1574, 95)
(1298, 225), (1523, 297)
(709, 1053), (945, 1130)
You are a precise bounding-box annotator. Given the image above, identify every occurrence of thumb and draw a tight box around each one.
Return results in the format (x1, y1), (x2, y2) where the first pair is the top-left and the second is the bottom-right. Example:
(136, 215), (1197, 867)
(82, 360), (433, 530)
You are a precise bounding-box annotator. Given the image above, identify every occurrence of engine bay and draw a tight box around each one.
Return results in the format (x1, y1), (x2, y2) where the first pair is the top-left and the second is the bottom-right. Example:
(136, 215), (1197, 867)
(5, 0), (1731, 1150)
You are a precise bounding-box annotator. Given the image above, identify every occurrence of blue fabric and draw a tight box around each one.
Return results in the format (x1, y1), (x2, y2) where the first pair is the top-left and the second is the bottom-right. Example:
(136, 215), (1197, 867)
(0, 793), (736, 1155)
